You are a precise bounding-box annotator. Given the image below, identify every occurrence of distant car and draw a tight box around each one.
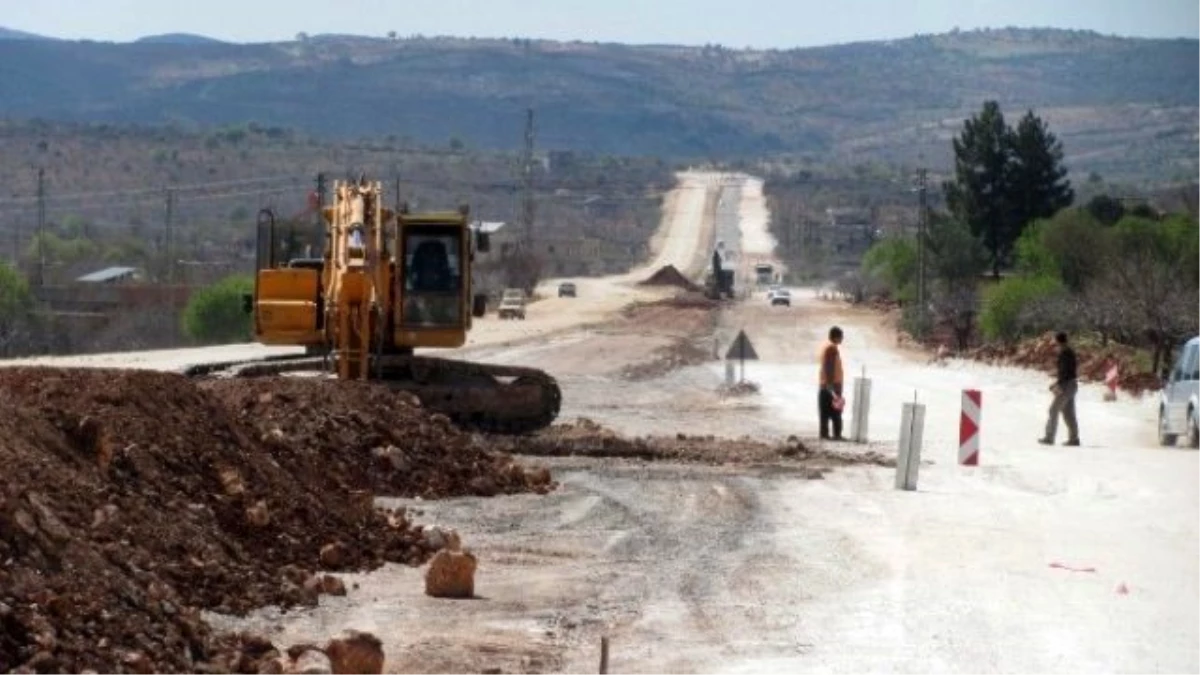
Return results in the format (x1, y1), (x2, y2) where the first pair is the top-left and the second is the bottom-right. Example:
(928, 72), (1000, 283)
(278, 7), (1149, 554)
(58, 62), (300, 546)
(497, 288), (527, 320)
(558, 282), (577, 298)
(769, 288), (791, 307)
(1159, 335), (1199, 447)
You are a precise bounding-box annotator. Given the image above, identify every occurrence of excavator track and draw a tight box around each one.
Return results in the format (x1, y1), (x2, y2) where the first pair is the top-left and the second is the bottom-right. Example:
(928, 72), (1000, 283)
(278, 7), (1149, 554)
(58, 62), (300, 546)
(184, 355), (562, 435)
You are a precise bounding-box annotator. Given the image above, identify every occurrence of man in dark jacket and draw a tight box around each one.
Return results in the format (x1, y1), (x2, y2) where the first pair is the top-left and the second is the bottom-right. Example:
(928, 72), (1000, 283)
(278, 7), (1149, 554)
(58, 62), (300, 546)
(1039, 331), (1080, 446)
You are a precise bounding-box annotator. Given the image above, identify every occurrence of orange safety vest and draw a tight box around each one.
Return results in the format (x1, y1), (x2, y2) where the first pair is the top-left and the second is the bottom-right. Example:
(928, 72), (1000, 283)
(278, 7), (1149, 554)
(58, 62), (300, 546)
(819, 341), (843, 386)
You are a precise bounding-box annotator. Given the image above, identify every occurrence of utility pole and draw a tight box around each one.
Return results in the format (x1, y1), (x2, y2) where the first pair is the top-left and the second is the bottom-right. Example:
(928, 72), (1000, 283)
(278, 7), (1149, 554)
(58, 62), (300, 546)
(315, 172), (326, 256)
(916, 168), (928, 337)
(35, 168), (45, 287)
(164, 187), (175, 285)
(520, 107), (536, 250)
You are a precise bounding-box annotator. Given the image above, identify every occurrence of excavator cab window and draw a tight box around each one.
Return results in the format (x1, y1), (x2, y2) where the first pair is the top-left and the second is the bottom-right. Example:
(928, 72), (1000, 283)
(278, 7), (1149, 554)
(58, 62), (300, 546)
(401, 228), (463, 327)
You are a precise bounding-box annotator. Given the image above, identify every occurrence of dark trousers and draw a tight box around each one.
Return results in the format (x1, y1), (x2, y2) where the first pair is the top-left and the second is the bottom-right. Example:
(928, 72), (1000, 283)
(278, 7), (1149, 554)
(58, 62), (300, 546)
(819, 388), (843, 439)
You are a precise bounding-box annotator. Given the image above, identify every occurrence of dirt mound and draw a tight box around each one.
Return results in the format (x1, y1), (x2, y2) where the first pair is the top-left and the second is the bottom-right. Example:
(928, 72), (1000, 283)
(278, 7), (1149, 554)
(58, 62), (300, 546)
(491, 417), (895, 468)
(638, 264), (701, 291)
(621, 337), (715, 381)
(0, 368), (551, 673)
(967, 332), (1161, 396)
(200, 378), (554, 499)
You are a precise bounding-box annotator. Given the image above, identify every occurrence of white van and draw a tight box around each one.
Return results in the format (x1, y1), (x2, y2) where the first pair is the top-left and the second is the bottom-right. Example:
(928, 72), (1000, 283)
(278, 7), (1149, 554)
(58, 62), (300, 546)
(1158, 336), (1199, 447)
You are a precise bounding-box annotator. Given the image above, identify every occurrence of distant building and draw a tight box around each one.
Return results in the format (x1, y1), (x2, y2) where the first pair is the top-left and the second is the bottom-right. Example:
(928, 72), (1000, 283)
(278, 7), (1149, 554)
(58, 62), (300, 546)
(75, 266), (142, 284)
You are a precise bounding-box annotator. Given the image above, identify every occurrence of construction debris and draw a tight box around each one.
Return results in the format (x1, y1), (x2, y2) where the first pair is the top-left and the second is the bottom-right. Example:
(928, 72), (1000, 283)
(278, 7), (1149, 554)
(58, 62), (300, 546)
(0, 368), (552, 672)
(638, 264), (701, 291)
(491, 417), (896, 468)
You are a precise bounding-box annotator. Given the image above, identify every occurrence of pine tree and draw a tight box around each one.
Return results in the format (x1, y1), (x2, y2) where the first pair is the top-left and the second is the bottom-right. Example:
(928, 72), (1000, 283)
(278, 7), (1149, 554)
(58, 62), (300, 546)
(943, 101), (1012, 278)
(944, 102), (1074, 278)
(1009, 110), (1074, 233)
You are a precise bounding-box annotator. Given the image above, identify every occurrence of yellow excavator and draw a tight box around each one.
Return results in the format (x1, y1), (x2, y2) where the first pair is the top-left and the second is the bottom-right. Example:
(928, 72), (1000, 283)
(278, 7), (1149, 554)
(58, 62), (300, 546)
(188, 176), (561, 434)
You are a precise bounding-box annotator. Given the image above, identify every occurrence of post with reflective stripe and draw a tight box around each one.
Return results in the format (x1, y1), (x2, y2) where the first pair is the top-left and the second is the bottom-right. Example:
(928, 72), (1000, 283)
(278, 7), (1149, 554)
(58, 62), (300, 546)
(959, 389), (981, 465)
(896, 400), (925, 491)
(850, 376), (872, 443)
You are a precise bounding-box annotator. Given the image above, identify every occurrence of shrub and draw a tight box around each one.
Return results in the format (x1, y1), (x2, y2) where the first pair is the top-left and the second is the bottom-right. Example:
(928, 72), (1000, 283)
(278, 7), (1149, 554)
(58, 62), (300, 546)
(182, 274), (254, 344)
(979, 275), (1065, 343)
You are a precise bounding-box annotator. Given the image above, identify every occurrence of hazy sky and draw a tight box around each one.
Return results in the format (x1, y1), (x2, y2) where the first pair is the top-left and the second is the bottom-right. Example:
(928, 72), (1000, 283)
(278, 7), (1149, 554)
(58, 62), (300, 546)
(5, 0), (1197, 48)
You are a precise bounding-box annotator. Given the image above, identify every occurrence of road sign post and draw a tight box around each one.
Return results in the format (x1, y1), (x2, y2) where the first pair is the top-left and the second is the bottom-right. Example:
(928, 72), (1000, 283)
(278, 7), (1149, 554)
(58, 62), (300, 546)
(724, 329), (759, 383)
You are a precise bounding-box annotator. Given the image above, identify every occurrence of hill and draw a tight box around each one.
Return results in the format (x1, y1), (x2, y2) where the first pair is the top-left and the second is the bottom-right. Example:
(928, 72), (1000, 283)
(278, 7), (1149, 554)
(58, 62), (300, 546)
(134, 33), (229, 45)
(0, 26), (52, 40)
(0, 26), (1194, 184)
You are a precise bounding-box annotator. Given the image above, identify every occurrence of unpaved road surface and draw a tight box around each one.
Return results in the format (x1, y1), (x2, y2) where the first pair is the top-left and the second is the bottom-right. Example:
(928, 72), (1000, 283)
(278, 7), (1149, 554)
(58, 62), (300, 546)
(7, 171), (1198, 673)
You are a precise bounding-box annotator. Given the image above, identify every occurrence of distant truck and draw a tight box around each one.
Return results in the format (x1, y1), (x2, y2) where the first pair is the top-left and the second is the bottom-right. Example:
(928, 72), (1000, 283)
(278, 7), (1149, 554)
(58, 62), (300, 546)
(754, 263), (774, 285)
(497, 288), (527, 320)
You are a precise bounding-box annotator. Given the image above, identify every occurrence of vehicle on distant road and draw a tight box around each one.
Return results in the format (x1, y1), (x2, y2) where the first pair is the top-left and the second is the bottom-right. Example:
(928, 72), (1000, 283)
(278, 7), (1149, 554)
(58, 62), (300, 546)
(558, 282), (577, 298)
(498, 288), (527, 320)
(768, 288), (791, 307)
(1158, 335), (1199, 447)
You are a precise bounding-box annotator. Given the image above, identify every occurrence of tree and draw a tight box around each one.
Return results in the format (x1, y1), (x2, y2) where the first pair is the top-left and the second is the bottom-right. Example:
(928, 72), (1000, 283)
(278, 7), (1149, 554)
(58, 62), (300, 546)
(860, 235), (917, 302)
(1101, 215), (1199, 372)
(924, 212), (989, 349)
(0, 262), (34, 356)
(1009, 110), (1074, 229)
(1085, 194), (1126, 226)
(182, 274), (254, 344)
(944, 102), (1073, 278)
(944, 101), (1012, 279)
(1015, 209), (1108, 293)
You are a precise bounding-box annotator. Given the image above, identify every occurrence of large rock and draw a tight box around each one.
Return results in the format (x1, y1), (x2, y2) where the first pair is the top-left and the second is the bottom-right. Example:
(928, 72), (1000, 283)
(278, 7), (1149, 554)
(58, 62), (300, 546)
(289, 648), (332, 674)
(421, 526), (461, 552)
(424, 549), (477, 598)
(319, 542), (348, 570)
(324, 631), (385, 674)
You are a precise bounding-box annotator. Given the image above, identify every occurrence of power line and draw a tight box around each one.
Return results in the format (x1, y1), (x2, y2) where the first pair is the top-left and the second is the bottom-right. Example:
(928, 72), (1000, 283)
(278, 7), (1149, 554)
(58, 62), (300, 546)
(0, 174), (300, 206)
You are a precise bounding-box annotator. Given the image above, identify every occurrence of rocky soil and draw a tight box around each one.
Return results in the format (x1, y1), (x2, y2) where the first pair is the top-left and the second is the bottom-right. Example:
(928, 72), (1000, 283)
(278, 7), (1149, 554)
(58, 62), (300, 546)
(0, 368), (552, 673)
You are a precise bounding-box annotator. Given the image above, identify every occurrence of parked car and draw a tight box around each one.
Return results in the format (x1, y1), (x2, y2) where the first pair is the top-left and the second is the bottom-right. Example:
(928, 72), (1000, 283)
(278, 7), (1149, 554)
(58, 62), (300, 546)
(558, 282), (577, 298)
(1158, 335), (1199, 447)
(769, 288), (791, 307)
(497, 288), (527, 320)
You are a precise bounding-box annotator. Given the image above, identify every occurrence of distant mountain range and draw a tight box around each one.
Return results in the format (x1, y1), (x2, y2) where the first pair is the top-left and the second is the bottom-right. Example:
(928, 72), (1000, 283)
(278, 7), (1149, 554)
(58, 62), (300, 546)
(0, 27), (228, 44)
(0, 26), (55, 40)
(0, 26), (1194, 184)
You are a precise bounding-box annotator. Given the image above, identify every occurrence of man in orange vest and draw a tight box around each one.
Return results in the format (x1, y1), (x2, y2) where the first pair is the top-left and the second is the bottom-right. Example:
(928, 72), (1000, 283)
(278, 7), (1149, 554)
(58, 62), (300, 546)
(820, 326), (846, 441)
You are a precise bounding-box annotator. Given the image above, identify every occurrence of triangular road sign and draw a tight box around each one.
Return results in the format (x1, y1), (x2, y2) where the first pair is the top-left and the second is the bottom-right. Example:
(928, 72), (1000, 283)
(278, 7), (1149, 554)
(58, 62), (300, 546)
(725, 330), (759, 361)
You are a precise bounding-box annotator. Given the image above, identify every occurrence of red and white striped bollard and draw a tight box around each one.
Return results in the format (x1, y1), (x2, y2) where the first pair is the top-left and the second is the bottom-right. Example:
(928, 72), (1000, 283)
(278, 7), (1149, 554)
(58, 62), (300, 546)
(959, 389), (981, 465)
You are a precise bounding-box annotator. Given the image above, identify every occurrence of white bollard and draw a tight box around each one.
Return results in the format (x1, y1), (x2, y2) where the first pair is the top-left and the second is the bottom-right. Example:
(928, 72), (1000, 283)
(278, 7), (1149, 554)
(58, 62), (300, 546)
(895, 402), (925, 491)
(850, 377), (872, 443)
(724, 360), (736, 385)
